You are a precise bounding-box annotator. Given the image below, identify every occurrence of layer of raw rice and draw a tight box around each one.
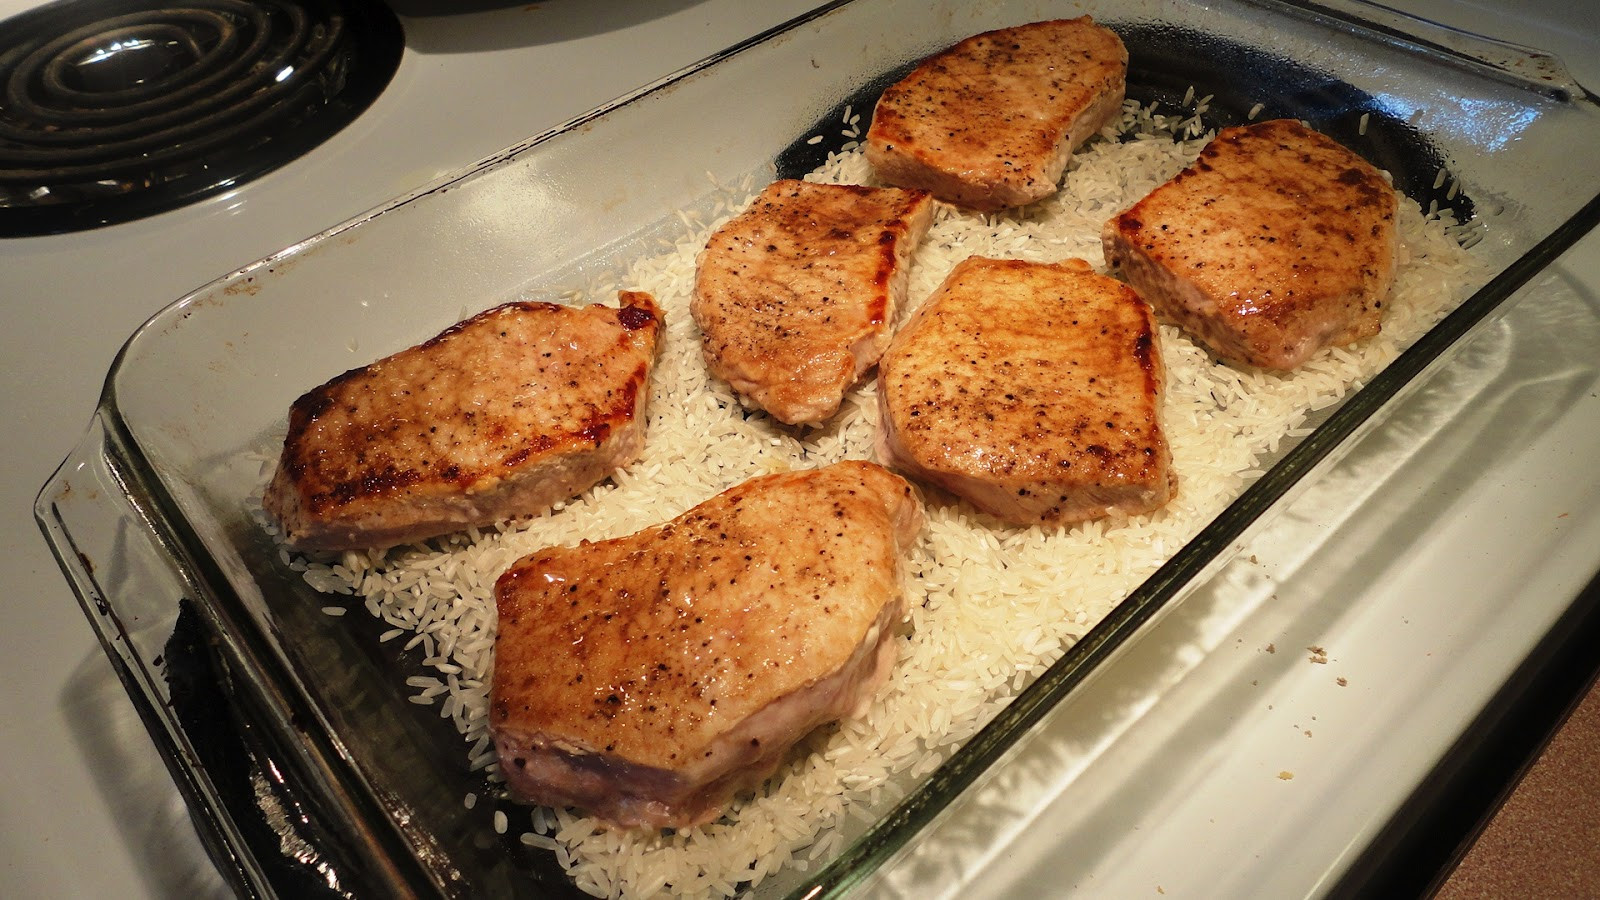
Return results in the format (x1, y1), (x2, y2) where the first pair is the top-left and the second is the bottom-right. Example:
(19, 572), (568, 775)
(283, 99), (1485, 898)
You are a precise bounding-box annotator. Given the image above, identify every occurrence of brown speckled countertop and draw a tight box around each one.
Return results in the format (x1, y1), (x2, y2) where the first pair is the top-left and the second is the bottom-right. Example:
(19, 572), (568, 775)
(1437, 680), (1600, 899)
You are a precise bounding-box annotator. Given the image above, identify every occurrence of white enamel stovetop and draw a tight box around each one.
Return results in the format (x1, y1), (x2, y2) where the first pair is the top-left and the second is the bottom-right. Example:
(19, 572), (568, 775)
(2, 1), (1595, 898)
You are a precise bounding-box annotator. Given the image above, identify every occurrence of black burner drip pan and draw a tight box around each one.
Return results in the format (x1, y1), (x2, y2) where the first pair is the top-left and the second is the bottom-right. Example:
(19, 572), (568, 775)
(0, 0), (402, 236)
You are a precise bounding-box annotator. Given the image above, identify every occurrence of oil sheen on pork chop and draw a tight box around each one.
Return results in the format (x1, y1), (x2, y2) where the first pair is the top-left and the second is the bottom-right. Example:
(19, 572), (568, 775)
(864, 17), (1127, 212)
(1102, 118), (1400, 370)
(490, 460), (924, 828)
(692, 179), (933, 425)
(264, 294), (661, 552)
(877, 257), (1173, 526)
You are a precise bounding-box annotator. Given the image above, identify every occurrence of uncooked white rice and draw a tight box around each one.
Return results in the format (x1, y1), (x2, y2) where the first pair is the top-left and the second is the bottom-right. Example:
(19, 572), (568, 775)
(272, 99), (1486, 898)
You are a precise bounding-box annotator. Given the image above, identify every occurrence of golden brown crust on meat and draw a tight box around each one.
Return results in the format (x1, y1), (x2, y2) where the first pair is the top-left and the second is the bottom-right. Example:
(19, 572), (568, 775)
(1102, 119), (1399, 370)
(490, 461), (921, 772)
(692, 180), (933, 425)
(865, 17), (1127, 212)
(264, 294), (661, 551)
(877, 257), (1173, 525)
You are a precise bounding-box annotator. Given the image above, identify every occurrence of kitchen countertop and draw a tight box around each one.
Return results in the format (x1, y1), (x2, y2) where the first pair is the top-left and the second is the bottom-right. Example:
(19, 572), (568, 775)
(1442, 679), (1600, 899)
(3, 1), (1596, 898)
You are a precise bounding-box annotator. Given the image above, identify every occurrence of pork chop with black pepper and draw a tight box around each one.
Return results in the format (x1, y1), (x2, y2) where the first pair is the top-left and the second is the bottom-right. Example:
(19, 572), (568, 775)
(864, 17), (1127, 212)
(264, 294), (661, 552)
(877, 256), (1173, 525)
(692, 179), (933, 425)
(490, 460), (923, 828)
(1102, 118), (1399, 370)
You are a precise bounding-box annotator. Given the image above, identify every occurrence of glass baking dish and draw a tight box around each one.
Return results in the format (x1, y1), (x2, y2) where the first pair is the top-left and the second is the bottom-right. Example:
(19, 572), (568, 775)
(35, 0), (1600, 896)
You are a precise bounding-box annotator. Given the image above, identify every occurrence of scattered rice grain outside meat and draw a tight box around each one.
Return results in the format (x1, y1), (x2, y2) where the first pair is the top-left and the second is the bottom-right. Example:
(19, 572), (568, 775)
(267, 97), (1486, 898)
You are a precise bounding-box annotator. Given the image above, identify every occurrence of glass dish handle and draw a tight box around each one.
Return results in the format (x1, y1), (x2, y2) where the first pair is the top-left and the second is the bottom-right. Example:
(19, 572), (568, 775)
(37, 413), (190, 702)
(34, 413), (268, 896)
(1257, 0), (1589, 101)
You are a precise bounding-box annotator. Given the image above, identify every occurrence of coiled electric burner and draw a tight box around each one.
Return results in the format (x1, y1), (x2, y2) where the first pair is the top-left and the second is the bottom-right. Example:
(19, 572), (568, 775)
(0, 0), (402, 235)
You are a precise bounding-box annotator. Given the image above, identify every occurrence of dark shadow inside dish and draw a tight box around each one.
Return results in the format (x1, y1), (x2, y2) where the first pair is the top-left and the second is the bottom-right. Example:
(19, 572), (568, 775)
(216, 517), (598, 898)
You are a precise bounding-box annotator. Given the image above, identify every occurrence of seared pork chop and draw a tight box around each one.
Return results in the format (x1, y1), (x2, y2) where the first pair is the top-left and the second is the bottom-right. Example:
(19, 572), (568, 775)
(877, 257), (1173, 525)
(1102, 118), (1399, 370)
(490, 460), (923, 828)
(692, 180), (933, 425)
(865, 17), (1127, 212)
(264, 294), (661, 552)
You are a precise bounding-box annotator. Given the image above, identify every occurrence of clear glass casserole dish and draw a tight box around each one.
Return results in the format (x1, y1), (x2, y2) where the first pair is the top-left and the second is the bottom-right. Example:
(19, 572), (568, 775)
(36, 0), (1600, 896)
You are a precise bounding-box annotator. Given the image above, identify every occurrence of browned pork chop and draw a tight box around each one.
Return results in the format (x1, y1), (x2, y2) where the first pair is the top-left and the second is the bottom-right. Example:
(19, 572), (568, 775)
(877, 257), (1173, 526)
(490, 460), (923, 828)
(864, 17), (1127, 212)
(264, 294), (661, 552)
(692, 180), (933, 425)
(1102, 118), (1400, 370)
